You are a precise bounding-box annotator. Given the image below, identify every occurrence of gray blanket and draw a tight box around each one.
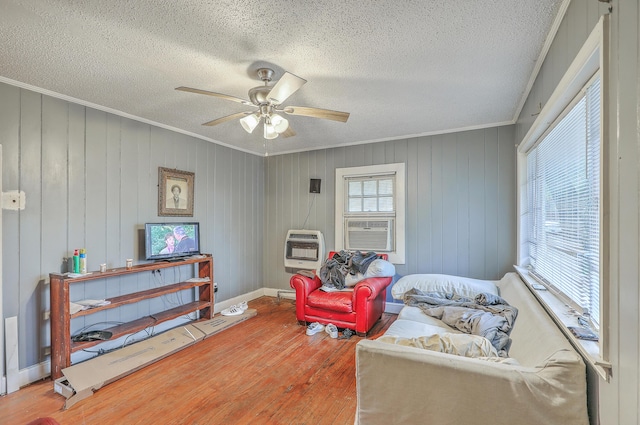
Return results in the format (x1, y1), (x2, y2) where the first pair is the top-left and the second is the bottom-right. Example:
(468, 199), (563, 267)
(319, 250), (378, 289)
(403, 289), (518, 357)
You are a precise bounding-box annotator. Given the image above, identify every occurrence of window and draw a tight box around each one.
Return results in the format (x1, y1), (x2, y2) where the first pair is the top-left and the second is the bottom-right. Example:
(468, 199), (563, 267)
(335, 163), (405, 264)
(525, 76), (601, 325)
(346, 176), (395, 213)
(518, 17), (607, 376)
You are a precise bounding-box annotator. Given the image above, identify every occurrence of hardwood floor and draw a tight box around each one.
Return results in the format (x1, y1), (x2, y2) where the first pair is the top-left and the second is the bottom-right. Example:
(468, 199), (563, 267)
(1, 297), (397, 425)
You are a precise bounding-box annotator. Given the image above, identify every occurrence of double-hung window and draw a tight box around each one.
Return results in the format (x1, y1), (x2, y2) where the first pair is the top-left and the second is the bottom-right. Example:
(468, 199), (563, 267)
(335, 163), (405, 264)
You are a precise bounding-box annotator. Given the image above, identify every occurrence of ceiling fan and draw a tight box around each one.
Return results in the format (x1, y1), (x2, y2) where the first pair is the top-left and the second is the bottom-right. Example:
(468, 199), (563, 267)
(176, 68), (350, 140)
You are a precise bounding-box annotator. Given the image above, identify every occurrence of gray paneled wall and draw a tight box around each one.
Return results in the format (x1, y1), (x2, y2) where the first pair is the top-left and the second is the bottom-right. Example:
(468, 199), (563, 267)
(515, 0), (602, 142)
(263, 126), (517, 293)
(0, 82), (264, 369)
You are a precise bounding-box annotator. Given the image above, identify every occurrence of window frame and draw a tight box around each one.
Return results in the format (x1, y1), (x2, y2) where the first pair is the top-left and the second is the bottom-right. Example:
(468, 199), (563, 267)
(345, 175), (396, 215)
(525, 74), (601, 323)
(335, 163), (406, 264)
(516, 16), (610, 379)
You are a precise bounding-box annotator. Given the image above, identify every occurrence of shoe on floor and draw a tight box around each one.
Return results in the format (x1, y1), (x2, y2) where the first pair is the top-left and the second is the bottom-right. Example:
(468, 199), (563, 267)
(325, 323), (338, 339)
(221, 303), (246, 316)
(306, 322), (325, 336)
(236, 301), (248, 312)
(339, 329), (355, 340)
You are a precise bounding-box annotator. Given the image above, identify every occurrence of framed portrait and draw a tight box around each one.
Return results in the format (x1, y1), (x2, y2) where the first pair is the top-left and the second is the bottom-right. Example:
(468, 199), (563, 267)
(158, 167), (195, 216)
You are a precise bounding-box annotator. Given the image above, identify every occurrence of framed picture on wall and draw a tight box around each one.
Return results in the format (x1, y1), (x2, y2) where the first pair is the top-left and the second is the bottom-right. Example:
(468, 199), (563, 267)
(158, 167), (195, 216)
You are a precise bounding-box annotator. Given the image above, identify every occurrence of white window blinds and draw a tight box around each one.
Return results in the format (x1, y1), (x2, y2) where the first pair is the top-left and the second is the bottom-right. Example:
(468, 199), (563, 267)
(526, 76), (601, 326)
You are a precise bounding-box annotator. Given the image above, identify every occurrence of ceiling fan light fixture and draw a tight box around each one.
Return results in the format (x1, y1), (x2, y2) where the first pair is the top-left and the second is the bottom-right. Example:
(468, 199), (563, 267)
(179, 67), (349, 142)
(264, 123), (278, 139)
(271, 114), (289, 134)
(240, 113), (260, 133)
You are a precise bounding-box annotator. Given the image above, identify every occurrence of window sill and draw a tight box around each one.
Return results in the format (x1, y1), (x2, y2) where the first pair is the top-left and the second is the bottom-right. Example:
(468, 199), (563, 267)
(514, 265), (611, 381)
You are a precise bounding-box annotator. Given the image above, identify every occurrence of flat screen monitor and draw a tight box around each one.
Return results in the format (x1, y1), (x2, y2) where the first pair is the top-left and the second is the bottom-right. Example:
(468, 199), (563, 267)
(145, 222), (200, 261)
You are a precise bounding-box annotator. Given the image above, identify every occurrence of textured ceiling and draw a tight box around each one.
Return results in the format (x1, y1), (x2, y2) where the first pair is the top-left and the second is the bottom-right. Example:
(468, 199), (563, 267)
(0, 0), (564, 156)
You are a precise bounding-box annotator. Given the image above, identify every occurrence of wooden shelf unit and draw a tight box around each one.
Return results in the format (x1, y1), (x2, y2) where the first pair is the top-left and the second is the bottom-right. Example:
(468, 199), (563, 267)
(50, 254), (213, 379)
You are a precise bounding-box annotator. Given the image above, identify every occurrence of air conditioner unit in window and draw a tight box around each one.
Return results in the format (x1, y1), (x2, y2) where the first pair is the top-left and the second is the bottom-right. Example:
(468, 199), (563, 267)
(345, 218), (394, 252)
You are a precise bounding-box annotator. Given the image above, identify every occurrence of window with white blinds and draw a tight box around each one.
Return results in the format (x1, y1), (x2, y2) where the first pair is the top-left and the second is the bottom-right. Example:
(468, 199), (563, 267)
(525, 76), (601, 326)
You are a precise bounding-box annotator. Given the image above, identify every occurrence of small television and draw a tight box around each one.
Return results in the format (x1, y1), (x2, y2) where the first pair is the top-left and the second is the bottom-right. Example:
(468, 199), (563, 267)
(145, 222), (201, 261)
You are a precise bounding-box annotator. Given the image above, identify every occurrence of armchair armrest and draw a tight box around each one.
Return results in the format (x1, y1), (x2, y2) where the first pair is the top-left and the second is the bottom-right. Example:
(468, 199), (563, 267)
(352, 276), (393, 335)
(290, 273), (322, 297)
(290, 273), (322, 323)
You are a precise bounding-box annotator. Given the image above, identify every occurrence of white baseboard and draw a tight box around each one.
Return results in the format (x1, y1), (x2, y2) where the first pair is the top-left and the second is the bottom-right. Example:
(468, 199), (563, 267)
(385, 302), (403, 314)
(262, 287), (296, 299)
(0, 360), (52, 395)
(214, 288), (266, 313)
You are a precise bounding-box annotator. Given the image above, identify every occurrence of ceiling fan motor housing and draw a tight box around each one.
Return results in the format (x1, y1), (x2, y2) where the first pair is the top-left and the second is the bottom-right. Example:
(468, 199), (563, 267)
(248, 68), (276, 105)
(248, 86), (273, 105)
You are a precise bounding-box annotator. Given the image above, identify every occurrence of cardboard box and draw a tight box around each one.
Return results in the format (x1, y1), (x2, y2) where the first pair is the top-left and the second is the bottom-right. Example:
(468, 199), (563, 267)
(192, 308), (257, 337)
(55, 310), (257, 409)
(58, 324), (205, 409)
(53, 377), (74, 399)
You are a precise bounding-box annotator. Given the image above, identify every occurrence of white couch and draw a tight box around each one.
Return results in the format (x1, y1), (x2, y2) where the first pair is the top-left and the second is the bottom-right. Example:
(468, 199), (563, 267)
(355, 272), (589, 425)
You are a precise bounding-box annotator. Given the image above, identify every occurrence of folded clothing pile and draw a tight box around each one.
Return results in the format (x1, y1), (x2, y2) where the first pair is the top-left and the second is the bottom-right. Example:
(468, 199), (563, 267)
(319, 251), (396, 292)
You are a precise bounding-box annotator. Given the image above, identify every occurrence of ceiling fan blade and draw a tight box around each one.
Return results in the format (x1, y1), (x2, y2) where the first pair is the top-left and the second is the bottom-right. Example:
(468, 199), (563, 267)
(283, 106), (350, 123)
(267, 72), (307, 105)
(281, 126), (296, 138)
(202, 111), (252, 127)
(176, 86), (253, 106)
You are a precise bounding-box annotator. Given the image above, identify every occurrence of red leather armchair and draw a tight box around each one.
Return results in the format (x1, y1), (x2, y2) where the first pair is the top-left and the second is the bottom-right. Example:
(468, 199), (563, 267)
(289, 252), (393, 336)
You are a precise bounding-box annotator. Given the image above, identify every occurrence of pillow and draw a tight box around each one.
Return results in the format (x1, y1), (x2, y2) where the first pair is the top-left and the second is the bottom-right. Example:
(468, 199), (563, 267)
(365, 259), (396, 278)
(344, 272), (366, 287)
(391, 274), (499, 300)
(343, 260), (396, 287)
(378, 333), (499, 358)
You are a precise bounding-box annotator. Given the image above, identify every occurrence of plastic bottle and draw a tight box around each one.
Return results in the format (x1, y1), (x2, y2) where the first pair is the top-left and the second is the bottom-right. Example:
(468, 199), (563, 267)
(73, 249), (80, 273)
(79, 249), (87, 274)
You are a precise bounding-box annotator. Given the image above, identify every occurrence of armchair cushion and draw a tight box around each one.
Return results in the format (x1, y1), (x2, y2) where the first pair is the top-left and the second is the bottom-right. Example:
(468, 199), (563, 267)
(308, 290), (353, 313)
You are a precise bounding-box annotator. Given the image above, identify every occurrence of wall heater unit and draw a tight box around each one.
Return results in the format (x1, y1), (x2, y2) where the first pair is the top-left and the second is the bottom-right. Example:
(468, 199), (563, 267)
(284, 229), (325, 271)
